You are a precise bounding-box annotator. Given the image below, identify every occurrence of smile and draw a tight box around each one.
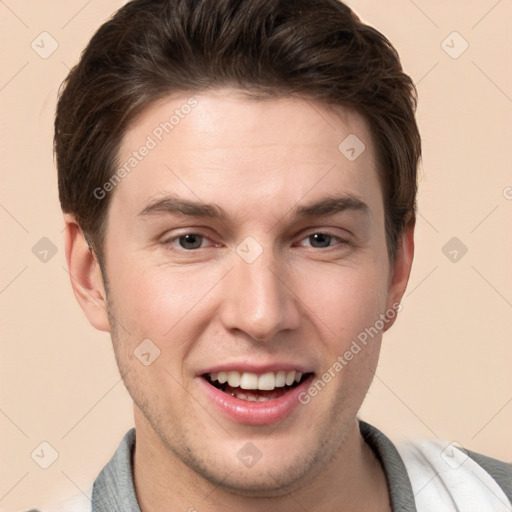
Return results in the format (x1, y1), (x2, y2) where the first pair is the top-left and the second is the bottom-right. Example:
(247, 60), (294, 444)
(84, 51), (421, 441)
(199, 369), (314, 425)
(204, 370), (311, 401)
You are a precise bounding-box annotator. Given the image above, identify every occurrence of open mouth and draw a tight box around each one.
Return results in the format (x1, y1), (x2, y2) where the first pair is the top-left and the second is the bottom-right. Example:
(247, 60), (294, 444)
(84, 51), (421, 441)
(203, 370), (313, 402)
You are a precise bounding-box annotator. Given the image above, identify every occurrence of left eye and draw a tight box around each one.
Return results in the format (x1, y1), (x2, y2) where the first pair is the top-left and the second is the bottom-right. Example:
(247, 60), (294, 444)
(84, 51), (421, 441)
(174, 234), (208, 250)
(300, 233), (341, 248)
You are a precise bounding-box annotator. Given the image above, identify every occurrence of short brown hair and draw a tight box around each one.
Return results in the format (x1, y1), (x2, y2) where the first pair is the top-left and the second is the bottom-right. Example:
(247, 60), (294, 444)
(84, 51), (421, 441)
(55, 0), (420, 261)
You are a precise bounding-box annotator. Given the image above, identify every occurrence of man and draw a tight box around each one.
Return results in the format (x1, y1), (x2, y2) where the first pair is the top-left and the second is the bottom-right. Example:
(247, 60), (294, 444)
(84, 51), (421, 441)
(44, 0), (511, 510)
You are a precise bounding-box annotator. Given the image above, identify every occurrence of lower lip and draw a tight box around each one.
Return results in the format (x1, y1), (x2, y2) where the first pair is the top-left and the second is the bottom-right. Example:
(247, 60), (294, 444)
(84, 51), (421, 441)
(198, 375), (314, 426)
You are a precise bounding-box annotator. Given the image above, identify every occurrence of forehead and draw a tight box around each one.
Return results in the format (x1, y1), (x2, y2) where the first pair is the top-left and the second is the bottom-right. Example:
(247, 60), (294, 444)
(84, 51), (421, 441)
(113, 89), (380, 217)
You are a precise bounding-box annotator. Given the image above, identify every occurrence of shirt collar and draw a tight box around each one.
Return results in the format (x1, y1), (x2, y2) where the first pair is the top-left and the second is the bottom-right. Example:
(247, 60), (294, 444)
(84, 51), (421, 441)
(92, 428), (140, 512)
(91, 421), (416, 511)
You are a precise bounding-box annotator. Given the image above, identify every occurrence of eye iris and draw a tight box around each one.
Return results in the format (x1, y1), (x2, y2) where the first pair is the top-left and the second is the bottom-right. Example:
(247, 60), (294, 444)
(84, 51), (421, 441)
(179, 234), (203, 249)
(310, 233), (331, 248)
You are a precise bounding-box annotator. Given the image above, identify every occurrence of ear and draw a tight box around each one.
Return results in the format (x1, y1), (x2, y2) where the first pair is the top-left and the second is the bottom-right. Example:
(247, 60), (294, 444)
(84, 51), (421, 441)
(63, 214), (110, 332)
(383, 215), (415, 331)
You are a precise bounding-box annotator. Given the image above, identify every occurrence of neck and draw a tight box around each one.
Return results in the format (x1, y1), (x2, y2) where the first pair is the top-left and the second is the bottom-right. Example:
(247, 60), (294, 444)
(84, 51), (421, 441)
(133, 414), (391, 512)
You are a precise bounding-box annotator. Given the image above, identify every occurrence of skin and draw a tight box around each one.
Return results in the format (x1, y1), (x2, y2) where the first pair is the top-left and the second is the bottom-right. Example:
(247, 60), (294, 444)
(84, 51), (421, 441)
(65, 88), (414, 511)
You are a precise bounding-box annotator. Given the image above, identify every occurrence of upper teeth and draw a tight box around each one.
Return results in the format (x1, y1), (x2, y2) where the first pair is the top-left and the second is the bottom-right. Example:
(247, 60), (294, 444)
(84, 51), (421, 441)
(209, 370), (303, 391)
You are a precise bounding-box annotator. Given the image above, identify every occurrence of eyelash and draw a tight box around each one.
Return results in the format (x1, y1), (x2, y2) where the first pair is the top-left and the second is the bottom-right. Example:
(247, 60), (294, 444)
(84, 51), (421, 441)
(297, 232), (349, 249)
(162, 231), (350, 251)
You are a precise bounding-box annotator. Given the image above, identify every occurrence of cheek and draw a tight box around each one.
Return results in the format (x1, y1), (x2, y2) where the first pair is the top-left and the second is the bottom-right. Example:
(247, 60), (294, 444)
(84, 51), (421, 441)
(106, 261), (226, 343)
(298, 266), (387, 411)
(295, 262), (389, 345)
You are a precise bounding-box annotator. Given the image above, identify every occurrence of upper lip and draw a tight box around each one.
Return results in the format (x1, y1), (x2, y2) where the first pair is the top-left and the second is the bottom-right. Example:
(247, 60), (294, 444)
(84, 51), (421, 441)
(197, 362), (314, 376)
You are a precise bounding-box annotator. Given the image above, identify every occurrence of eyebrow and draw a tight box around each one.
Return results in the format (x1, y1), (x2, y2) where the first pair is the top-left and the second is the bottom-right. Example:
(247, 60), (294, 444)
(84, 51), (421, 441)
(139, 196), (228, 220)
(138, 194), (369, 221)
(294, 195), (368, 218)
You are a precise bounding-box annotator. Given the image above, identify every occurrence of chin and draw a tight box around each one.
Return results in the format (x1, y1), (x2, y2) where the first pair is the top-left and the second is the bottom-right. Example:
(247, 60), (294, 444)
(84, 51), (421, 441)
(193, 456), (317, 498)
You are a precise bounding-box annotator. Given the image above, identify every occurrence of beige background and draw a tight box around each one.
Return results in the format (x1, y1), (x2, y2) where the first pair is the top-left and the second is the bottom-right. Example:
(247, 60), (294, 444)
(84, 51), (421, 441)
(1, 0), (511, 510)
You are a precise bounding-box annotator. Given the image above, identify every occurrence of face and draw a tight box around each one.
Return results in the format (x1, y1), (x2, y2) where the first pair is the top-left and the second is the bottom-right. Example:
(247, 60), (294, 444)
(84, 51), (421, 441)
(91, 89), (410, 494)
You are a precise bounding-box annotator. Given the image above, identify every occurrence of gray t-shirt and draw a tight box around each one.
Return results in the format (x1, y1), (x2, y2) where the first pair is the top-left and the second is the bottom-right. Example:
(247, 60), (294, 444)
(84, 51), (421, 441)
(26, 421), (511, 511)
(89, 421), (512, 511)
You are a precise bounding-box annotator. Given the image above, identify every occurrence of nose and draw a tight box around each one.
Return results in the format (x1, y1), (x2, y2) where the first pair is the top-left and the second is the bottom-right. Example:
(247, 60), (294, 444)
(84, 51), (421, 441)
(218, 248), (301, 342)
